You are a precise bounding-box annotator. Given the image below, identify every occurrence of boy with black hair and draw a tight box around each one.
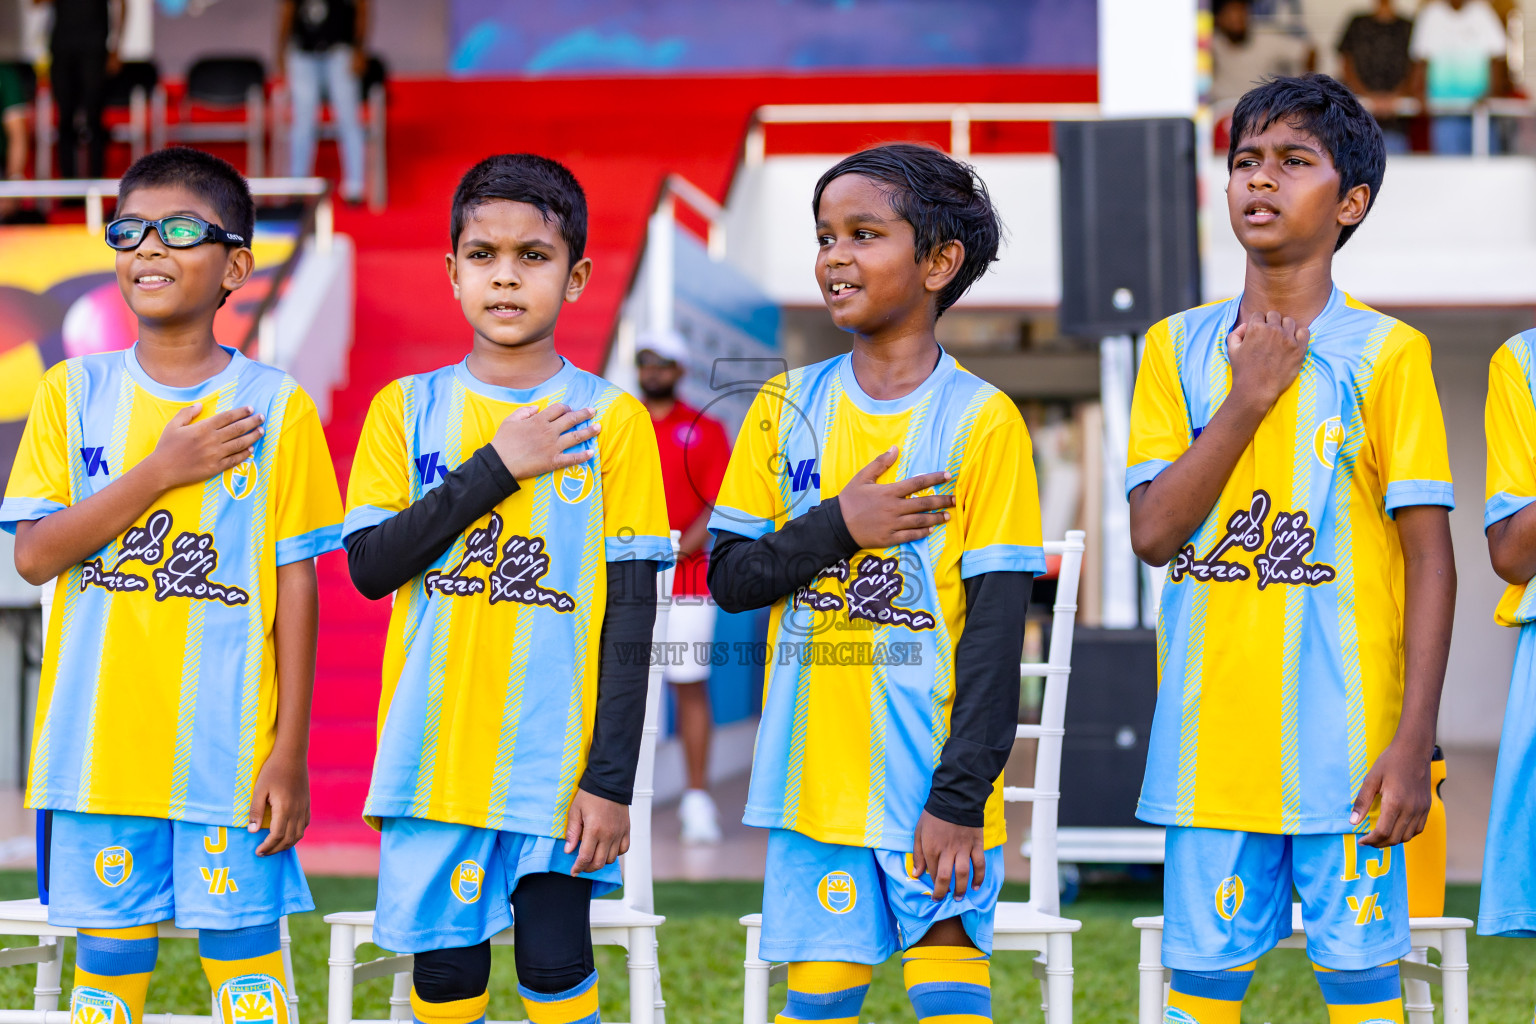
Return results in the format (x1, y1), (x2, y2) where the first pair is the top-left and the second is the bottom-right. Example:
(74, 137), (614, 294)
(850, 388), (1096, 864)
(1, 146), (342, 1024)
(1127, 74), (1455, 1024)
(1479, 318), (1536, 1023)
(343, 153), (670, 1024)
(708, 142), (1042, 1024)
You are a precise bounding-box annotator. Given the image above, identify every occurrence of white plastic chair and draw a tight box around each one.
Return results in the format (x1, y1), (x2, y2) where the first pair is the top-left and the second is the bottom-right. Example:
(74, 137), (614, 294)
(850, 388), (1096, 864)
(324, 535), (679, 1024)
(741, 531), (1086, 1024)
(0, 905), (299, 1024)
(1133, 905), (1472, 1024)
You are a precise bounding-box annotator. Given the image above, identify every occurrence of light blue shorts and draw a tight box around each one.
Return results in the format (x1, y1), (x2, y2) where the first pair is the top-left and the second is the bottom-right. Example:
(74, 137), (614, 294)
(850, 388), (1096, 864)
(759, 828), (1005, 964)
(45, 811), (312, 931)
(1163, 826), (1410, 972)
(1479, 621), (1536, 937)
(372, 817), (623, 954)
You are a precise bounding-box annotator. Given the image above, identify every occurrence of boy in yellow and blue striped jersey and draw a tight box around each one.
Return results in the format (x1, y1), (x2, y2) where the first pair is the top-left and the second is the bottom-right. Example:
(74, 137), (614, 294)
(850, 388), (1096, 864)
(1480, 329), (1536, 1024)
(1127, 76), (1455, 1024)
(0, 148), (342, 1024)
(342, 155), (670, 1024)
(709, 143), (1042, 1024)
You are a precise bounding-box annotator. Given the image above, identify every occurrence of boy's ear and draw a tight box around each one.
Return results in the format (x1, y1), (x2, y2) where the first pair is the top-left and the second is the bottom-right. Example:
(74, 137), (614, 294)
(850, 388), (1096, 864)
(445, 251), (460, 300)
(221, 246), (255, 295)
(1337, 182), (1370, 229)
(564, 256), (593, 303)
(923, 239), (965, 298)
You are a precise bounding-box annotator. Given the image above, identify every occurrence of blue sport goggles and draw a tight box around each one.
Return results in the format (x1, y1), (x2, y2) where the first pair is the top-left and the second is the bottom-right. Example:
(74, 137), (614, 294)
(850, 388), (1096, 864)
(105, 215), (247, 251)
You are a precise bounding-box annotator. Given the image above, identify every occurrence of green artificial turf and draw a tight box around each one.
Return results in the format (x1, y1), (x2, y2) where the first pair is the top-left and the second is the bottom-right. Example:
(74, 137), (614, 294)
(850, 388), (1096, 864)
(0, 874), (1524, 1023)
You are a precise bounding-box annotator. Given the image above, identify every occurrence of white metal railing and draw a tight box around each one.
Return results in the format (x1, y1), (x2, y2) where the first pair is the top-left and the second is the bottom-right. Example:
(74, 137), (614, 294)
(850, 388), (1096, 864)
(0, 177), (334, 364)
(744, 101), (1101, 164)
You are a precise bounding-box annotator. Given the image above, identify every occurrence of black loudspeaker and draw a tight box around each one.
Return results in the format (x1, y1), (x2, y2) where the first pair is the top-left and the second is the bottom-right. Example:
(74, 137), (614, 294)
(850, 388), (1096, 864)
(1057, 118), (1201, 338)
(1057, 627), (1158, 829)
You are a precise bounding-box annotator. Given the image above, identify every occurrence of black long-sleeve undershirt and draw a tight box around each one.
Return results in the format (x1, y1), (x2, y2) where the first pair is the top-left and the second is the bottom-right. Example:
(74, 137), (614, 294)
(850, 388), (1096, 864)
(343, 446), (659, 805)
(706, 496), (861, 613)
(346, 443), (518, 600)
(708, 497), (1032, 828)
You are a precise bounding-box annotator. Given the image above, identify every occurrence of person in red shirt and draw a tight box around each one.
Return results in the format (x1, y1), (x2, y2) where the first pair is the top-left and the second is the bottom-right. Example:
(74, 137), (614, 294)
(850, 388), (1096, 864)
(636, 331), (733, 844)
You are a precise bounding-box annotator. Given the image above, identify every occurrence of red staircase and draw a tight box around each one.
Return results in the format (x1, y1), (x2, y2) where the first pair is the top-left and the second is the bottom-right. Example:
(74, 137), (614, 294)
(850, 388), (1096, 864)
(305, 70), (1096, 847)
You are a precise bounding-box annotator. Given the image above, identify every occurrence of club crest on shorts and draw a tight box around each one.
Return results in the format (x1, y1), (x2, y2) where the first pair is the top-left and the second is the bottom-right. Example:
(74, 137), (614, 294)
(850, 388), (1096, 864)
(451, 860), (484, 904)
(223, 460), (257, 500)
(94, 846), (133, 887)
(556, 462), (595, 504)
(817, 871), (857, 914)
(215, 973), (289, 1024)
(1314, 417), (1343, 469)
(1215, 875), (1245, 921)
(71, 986), (130, 1024)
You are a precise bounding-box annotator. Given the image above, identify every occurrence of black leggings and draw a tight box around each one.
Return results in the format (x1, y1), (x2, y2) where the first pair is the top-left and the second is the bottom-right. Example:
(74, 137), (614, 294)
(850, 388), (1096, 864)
(412, 873), (595, 1000)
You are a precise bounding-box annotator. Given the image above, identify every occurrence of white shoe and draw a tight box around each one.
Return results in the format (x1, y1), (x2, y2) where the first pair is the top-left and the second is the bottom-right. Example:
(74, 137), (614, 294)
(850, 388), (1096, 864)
(679, 789), (722, 845)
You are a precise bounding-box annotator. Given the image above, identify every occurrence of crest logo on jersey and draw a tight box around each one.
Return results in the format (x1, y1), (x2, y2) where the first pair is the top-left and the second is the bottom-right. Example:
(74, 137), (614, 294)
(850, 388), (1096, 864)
(223, 460), (257, 500)
(71, 986), (130, 1024)
(80, 447), (111, 478)
(1314, 417), (1344, 469)
(94, 846), (132, 887)
(787, 458), (820, 494)
(451, 860), (484, 904)
(414, 451), (449, 486)
(556, 462), (594, 504)
(817, 871), (857, 914)
(1215, 875), (1245, 920)
(215, 973), (289, 1024)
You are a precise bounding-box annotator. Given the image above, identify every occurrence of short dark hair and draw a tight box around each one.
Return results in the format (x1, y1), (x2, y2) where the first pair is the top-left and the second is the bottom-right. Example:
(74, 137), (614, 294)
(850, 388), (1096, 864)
(118, 146), (254, 246)
(1212, 0), (1249, 15)
(811, 143), (1001, 317)
(1228, 73), (1385, 250)
(450, 154), (588, 263)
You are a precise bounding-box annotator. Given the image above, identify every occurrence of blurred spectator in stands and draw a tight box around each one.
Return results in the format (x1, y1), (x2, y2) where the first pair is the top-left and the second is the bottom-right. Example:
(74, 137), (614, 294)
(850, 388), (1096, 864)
(1411, 0), (1509, 153)
(36, 0), (119, 179)
(278, 0), (367, 205)
(1338, 0), (1416, 153)
(1210, 0), (1315, 106)
(0, 0), (30, 187)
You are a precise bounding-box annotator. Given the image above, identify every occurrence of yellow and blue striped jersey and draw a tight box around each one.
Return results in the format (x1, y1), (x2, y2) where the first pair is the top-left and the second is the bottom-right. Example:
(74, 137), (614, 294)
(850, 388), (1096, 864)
(1485, 330), (1536, 627)
(709, 352), (1044, 851)
(343, 358), (672, 835)
(1127, 288), (1454, 834)
(0, 345), (343, 825)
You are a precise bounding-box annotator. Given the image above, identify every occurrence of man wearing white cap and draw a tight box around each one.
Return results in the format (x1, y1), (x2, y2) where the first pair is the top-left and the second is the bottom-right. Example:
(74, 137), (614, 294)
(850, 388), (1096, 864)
(636, 330), (732, 844)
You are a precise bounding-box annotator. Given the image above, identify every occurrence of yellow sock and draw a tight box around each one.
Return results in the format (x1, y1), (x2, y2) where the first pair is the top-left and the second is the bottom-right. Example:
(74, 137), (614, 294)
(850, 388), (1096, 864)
(1313, 961), (1403, 1024)
(901, 945), (991, 1023)
(518, 970), (599, 1024)
(1165, 962), (1255, 1024)
(776, 961), (872, 1024)
(72, 925), (159, 1024)
(198, 924), (290, 1024)
(410, 989), (489, 1024)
